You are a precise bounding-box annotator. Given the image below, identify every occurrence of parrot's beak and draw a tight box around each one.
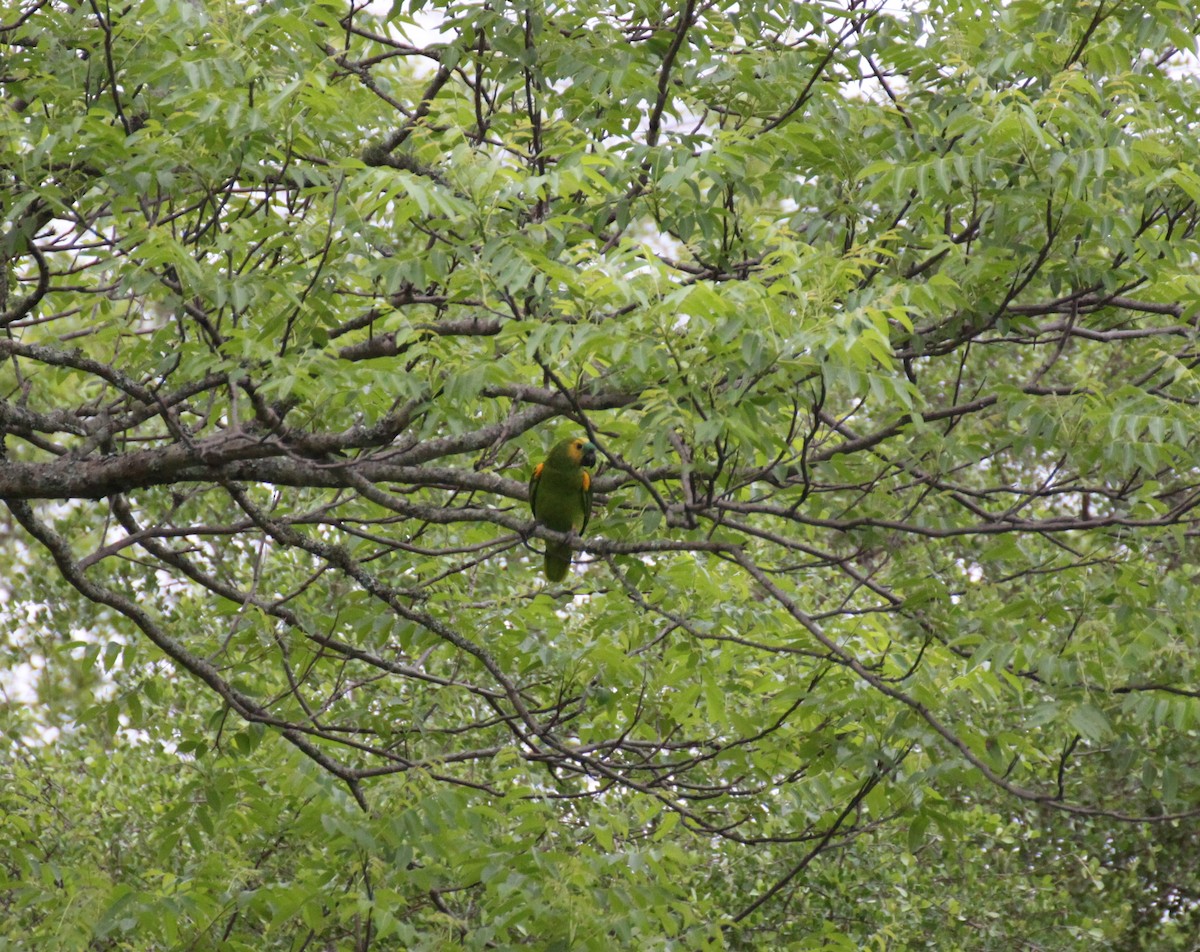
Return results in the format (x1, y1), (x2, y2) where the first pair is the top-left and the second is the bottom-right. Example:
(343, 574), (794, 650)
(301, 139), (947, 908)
(581, 443), (597, 467)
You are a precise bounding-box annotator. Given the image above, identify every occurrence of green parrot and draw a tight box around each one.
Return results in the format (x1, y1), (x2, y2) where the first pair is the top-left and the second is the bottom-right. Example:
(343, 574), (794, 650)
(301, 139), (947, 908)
(528, 436), (597, 582)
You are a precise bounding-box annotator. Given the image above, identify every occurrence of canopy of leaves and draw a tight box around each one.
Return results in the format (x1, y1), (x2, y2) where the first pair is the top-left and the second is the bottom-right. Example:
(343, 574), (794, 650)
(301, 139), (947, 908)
(3, 0), (1200, 947)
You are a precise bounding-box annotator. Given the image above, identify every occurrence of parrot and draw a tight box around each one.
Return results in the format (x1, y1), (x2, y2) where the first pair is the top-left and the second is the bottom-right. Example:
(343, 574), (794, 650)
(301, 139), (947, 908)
(528, 436), (597, 582)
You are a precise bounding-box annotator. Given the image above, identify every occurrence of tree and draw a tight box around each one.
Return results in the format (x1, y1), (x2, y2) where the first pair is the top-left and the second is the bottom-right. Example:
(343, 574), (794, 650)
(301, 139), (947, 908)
(3, 0), (1200, 946)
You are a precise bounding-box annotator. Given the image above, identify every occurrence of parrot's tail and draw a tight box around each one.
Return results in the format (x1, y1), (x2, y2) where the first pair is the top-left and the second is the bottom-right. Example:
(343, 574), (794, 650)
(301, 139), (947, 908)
(544, 542), (571, 582)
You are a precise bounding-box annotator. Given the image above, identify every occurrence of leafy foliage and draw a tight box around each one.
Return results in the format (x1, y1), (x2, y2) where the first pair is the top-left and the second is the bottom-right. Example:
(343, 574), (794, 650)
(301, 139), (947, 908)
(3, 0), (1200, 946)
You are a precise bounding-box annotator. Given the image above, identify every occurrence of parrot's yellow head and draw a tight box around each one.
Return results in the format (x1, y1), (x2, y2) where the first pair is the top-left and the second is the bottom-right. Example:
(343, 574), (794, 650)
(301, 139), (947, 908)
(567, 438), (597, 468)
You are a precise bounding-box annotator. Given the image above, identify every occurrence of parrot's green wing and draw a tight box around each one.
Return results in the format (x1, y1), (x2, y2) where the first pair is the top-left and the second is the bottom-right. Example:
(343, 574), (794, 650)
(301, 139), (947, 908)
(579, 469), (592, 536)
(528, 462), (543, 516)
